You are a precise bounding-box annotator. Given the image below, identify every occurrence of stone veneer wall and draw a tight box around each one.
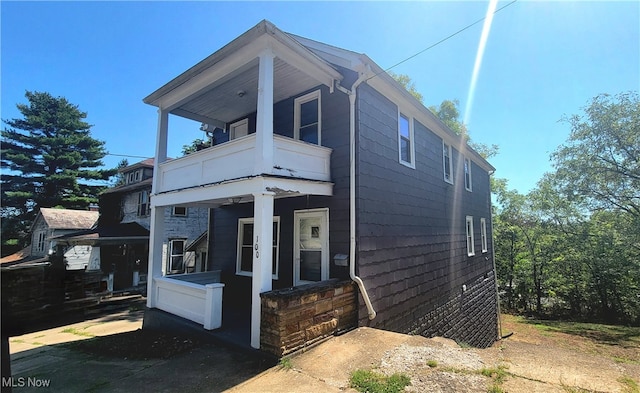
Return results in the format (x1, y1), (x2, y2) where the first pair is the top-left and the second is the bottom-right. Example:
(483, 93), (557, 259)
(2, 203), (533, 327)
(408, 273), (499, 348)
(260, 280), (357, 357)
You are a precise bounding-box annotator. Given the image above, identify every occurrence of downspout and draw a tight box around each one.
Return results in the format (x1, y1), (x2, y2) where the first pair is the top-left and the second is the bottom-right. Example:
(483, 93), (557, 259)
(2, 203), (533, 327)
(336, 68), (376, 320)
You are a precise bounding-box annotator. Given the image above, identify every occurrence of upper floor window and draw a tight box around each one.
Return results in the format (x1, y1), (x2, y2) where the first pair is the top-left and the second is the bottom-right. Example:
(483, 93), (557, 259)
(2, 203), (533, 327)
(229, 118), (249, 140)
(37, 232), (46, 252)
(480, 217), (488, 253)
(398, 112), (415, 168)
(443, 142), (453, 184)
(466, 216), (475, 257)
(464, 156), (472, 191)
(126, 170), (141, 185)
(236, 217), (280, 279)
(137, 190), (150, 217)
(294, 90), (321, 145)
(172, 206), (187, 217)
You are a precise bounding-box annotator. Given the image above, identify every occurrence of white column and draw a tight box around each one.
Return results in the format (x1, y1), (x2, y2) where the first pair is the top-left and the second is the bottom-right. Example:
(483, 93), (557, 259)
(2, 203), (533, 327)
(255, 48), (275, 175)
(250, 190), (275, 349)
(147, 108), (169, 308)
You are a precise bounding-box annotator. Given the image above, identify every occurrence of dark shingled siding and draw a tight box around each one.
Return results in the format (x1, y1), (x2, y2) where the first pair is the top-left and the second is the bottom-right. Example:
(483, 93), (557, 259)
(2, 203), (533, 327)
(355, 83), (498, 347)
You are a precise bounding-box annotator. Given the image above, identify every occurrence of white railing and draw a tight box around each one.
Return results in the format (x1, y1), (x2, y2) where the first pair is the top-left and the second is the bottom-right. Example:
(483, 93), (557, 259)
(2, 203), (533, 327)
(153, 276), (224, 330)
(156, 134), (332, 194)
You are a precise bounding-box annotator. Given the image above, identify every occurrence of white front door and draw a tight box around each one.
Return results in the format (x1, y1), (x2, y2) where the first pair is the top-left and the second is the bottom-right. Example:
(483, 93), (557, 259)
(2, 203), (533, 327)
(294, 209), (329, 286)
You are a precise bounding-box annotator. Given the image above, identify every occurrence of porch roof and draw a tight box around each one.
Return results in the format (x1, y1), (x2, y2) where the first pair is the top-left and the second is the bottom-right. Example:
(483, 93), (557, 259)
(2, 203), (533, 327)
(143, 20), (343, 126)
(52, 222), (150, 246)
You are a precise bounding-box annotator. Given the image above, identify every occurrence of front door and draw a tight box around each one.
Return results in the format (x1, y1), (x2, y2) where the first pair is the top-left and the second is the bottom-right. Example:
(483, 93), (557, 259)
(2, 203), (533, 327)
(294, 209), (329, 286)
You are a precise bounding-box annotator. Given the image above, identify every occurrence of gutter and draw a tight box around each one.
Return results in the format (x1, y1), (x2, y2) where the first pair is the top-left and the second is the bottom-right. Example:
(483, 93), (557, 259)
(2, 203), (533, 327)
(335, 67), (376, 320)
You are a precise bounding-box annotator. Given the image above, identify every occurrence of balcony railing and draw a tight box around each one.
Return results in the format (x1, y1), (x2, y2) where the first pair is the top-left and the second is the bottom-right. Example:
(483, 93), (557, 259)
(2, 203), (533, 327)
(156, 134), (332, 195)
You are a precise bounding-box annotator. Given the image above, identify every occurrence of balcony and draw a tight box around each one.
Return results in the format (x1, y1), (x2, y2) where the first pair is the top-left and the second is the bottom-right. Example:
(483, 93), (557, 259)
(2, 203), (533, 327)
(155, 134), (332, 195)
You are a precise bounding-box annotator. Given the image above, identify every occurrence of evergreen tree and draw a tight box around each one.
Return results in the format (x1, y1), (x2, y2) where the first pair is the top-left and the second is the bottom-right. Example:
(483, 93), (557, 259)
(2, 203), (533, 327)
(1, 91), (116, 251)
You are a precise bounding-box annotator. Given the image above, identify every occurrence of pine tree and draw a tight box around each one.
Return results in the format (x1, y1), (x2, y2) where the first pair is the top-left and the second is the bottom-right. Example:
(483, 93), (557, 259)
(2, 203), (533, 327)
(1, 91), (116, 251)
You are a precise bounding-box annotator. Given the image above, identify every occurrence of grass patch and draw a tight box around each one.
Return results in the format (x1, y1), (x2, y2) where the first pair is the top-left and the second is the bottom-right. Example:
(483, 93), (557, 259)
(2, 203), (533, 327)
(279, 357), (293, 370)
(524, 318), (640, 346)
(61, 327), (95, 338)
(350, 369), (411, 393)
(619, 375), (639, 393)
(479, 365), (509, 393)
(426, 360), (438, 368)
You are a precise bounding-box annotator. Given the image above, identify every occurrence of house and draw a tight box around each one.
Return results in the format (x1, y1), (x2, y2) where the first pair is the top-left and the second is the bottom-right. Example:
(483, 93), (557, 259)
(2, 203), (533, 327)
(55, 159), (209, 291)
(29, 208), (99, 269)
(142, 20), (499, 356)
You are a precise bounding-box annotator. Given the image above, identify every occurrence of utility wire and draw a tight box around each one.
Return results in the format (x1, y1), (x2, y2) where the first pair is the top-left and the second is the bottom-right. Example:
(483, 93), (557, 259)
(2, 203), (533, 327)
(107, 153), (150, 159)
(367, 0), (518, 81)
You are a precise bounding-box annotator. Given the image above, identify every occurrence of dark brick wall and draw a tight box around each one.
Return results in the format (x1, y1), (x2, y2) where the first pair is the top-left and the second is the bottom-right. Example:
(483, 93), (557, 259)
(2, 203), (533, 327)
(260, 280), (357, 357)
(354, 83), (498, 347)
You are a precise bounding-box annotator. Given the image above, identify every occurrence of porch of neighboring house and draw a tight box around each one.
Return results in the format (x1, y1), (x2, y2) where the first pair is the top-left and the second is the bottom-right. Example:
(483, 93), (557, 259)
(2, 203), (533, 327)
(144, 20), (348, 352)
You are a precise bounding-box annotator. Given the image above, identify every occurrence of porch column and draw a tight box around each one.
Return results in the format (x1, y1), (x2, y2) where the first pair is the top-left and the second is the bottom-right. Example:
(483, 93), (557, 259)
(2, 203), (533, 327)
(255, 48), (274, 175)
(147, 108), (169, 308)
(250, 190), (275, 349)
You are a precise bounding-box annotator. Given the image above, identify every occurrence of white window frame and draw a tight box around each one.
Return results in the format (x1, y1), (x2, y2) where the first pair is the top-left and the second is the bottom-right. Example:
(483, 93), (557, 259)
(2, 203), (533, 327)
(398, 111), (415, 168)
(294, 90), (321, 145)
(480, 217), (488, 253)
(172, 206), (187, 217)
(229, 118), (249, 140)
(137, 190), (150, 217)
(443, 141), (453, 184)
(168, 238), (186, 274)
(464, 156), (473, 192)
(236, 216), (280, 279)
(294, 208), (330, 286)
(466, 216), (475, 257)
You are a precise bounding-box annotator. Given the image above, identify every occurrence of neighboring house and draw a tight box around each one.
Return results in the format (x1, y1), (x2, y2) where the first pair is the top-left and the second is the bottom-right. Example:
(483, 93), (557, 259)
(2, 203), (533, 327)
(142, 20), (499, 356)
(58, 159), (209, 291)
(30, 208), (99, 269)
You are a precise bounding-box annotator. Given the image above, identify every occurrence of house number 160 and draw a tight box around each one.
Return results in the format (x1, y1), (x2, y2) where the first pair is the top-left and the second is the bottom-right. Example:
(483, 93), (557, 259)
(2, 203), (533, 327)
(255, 236), (259, 258)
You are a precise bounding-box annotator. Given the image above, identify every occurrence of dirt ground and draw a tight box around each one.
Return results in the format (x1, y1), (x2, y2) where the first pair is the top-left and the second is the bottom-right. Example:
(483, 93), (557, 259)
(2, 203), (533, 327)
(8, 310), (640, 393)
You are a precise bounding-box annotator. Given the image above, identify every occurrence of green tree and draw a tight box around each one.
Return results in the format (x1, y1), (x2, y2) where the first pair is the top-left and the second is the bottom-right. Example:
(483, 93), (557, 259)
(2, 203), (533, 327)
(181, 138), (211, 156)
(1, 91), (115, 251)
(388, 71), (423, 103)
(111, 158), (129, 186)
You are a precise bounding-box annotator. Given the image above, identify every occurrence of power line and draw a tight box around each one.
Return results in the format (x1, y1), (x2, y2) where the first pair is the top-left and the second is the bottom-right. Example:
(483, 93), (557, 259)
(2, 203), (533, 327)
(367, 0), (518, 82)
(107, 153), (150, 159)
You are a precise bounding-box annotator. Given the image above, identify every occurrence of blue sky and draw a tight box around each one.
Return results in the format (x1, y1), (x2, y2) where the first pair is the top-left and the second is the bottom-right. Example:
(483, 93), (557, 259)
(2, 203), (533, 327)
(2, 1), (638, 194)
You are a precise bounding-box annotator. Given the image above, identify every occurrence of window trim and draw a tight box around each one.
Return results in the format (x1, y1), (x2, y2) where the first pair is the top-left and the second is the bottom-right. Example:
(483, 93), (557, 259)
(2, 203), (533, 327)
(466, 216), (475, 257)
(294, 90), (321, 145)
(236, 216), (280, 279)
(172, 206), (187, 217)
(137, 190), (150, 217)
(168, 238), (186, 275)
(480, 217), (488, 253)
(398, 111), (415, 168)
(464, 156), (473, 192)
(229, 118), (249, 140)
(443, 142), (453, 184)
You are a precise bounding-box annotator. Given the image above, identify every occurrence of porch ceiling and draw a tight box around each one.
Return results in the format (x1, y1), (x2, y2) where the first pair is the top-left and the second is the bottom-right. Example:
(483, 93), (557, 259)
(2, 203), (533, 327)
(174, 57), (322, 124)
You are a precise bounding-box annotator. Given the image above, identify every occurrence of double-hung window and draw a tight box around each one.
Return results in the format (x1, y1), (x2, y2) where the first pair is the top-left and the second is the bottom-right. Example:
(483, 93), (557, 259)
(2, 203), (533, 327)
(137, 190), (150, 217)
(398, 112), (415, 168)
(236, 217), (280, 279)
(168, 239), (186, 274)
(172, 206), (187, 217)
(443, 142), (453, 184)
(294, 90), (321, 145)
(466, 216), (475, 257)
(464, 156), (472, 191)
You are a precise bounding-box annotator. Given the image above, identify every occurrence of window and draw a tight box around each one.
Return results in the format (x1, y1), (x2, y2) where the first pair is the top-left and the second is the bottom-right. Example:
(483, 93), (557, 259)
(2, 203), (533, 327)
(230, 118), (248, 140)
(37, 232), (46, 252)
(466, 216), (475, 257)
(172, 206), (187, 216)
(443, 142), (453, 184)
(137, 190), (150, 217)
(127, 172), (135, 184)
(464, 157), (472, 191)
(168, 239), (186, 274)
(236, 217), (280, 279)
(480, 218), (488, 253)
(398, 112), (415, 167)
(294, 90), (321, 145)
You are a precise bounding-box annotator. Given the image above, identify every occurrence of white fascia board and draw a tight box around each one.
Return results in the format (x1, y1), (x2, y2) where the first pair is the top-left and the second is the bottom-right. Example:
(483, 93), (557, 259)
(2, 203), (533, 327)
(151, 176), (333, 207)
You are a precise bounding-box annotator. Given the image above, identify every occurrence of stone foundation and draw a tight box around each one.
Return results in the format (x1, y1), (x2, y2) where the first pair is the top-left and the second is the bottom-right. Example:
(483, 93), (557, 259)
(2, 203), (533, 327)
(260, 280), (357, 357)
